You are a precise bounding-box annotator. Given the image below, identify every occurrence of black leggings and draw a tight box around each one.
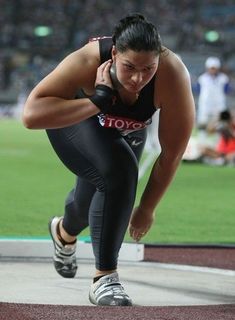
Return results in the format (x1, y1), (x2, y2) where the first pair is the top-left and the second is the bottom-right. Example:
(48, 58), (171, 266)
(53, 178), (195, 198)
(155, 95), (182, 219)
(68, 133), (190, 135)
(46, 116), (147, 270)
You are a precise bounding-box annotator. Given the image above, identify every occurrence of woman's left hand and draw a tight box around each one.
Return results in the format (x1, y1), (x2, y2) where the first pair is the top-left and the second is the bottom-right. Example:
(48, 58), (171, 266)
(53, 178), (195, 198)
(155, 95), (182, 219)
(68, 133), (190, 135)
(128, 207), (155, 242)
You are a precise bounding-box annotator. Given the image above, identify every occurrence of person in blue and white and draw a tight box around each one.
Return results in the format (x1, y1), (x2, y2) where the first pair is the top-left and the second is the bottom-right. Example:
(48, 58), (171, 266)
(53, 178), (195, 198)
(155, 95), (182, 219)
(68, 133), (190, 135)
(196, 56), (230, 129)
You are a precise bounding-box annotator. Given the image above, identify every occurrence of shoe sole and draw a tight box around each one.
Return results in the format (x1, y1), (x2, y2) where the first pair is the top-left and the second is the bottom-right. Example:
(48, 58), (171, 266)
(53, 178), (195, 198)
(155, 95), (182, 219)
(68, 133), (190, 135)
(89, 294), (132, 306)
(89, 287), (132, 306)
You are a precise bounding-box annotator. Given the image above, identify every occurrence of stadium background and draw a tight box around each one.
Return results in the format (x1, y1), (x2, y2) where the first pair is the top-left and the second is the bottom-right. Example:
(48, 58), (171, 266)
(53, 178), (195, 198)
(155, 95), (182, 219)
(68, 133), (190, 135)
(1, 3), (235, 316)
(1, 0), (235, 244)
(0, 0), (235, 113)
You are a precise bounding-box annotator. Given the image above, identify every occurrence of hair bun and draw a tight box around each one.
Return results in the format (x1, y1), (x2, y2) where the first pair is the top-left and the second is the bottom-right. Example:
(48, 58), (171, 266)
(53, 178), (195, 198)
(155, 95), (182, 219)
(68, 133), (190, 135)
(112, 12), (163, 54)
(125, 13), (146, 23)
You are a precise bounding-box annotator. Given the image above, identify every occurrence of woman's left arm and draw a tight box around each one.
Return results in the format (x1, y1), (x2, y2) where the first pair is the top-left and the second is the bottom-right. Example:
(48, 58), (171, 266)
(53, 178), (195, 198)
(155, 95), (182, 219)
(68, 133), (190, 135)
(129, 54), (195, 241)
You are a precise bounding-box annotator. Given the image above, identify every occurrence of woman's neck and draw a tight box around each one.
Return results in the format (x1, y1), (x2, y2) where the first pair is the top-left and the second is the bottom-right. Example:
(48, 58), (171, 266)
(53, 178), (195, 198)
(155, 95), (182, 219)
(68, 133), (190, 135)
(117, 88), (140, 106)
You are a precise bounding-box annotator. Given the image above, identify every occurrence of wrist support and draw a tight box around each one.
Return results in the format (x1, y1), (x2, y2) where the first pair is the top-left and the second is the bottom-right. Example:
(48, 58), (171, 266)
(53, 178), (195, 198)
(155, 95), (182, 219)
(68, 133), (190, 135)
(89, 85), (114, 113)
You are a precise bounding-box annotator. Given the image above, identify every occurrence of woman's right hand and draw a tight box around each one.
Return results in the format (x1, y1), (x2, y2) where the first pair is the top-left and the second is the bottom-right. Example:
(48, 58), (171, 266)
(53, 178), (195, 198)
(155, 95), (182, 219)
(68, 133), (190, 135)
(95, 60), (113, 88)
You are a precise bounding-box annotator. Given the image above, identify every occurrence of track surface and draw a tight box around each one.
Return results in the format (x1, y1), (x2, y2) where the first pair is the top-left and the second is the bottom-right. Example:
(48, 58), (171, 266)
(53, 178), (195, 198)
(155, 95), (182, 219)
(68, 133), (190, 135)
(144, 245), (235, 270)
(0, 246), (234, 320)
(1, 303), (235, 320)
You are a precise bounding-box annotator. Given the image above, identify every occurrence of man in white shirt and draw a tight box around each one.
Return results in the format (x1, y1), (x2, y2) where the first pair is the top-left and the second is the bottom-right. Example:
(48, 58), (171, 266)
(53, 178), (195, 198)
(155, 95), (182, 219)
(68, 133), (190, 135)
(183, 57), (230, 161)
(197, 56), (230, 129)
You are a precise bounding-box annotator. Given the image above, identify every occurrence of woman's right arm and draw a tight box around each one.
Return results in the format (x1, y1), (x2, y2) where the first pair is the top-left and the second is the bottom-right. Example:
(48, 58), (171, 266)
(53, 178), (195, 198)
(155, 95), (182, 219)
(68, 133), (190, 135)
(23, 41), (105, 129)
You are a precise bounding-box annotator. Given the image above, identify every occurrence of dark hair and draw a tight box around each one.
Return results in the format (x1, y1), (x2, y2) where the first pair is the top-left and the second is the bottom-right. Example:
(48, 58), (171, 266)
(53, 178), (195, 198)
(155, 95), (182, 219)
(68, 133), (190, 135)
(112, 13), (163, 55)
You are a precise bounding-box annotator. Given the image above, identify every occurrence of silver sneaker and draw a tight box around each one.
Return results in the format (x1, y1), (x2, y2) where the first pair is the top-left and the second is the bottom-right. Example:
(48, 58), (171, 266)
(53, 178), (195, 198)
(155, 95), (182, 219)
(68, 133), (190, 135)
(89, 272), (132, 306)
(48, 216), (77, 278)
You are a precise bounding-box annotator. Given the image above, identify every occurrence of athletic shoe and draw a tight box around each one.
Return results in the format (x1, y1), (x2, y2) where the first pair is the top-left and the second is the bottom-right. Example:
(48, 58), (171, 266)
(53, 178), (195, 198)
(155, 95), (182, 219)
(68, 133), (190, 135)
(48, 216), (77, 278)
(89, 272), (132, 306)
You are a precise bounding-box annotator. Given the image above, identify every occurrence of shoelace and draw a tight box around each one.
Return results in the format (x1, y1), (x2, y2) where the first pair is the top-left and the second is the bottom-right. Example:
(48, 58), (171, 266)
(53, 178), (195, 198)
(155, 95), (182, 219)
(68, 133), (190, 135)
(102, 282), (126, 296)
(111, 285), (126, 295)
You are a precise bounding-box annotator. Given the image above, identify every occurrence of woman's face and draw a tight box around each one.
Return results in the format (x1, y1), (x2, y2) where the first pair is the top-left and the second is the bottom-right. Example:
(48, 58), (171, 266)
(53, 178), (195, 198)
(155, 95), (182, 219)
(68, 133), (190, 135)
(111, 47), (159, 93)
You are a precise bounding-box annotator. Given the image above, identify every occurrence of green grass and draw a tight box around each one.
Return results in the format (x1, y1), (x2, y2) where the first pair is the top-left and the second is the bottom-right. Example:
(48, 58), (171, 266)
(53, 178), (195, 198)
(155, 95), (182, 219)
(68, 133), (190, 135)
(1, 119), (235, 244)
(133, 162), (235, 244)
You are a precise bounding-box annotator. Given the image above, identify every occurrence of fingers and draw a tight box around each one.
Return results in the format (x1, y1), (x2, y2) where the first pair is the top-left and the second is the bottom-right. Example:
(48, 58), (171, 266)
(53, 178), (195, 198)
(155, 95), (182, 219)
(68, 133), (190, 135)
(128, 207), (154, 242)
(95, 60), (113, 87)
(129, 224), (147, 242)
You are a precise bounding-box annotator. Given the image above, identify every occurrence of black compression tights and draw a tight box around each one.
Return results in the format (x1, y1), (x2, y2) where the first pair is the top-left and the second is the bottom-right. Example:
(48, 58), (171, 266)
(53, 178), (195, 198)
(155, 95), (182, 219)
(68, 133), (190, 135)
(46, 116), (147, 270)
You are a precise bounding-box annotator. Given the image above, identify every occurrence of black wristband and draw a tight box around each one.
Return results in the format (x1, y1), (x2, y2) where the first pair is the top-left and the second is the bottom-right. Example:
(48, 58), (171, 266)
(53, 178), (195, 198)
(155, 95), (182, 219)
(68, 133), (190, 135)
(89, 85), (114, 113)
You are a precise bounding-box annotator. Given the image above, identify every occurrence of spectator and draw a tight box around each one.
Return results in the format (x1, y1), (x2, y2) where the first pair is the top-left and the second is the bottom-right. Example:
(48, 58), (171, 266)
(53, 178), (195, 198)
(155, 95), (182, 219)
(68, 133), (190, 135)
(201, 110), (235, 166)
(196, 56), (230, 130)
(183, 110), (235, 166)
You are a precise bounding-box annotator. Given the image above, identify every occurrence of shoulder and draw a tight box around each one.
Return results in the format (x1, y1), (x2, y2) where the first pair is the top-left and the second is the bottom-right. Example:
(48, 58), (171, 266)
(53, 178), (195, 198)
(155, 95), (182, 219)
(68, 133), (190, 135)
(157, 48), (191, 85)
(30, 40), (102, 99)
(218, 72), (229, 82)
(154, 49), (195, 154)
(198, 72), (208, 81)
(197, 73), (212, 86)
(155, 48), (192, 105)
(58, 41), (100, 73)
(52, 40), (101, 90)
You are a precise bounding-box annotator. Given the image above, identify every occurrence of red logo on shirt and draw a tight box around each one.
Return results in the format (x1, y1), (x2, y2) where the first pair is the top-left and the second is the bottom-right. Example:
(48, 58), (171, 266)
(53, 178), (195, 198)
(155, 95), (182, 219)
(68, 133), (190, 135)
(103, 115), (148, 130)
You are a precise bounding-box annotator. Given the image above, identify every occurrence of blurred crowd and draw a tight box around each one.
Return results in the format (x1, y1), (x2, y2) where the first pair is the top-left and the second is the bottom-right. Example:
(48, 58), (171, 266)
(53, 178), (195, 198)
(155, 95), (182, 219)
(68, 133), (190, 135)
(0, 0), (235, 117)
